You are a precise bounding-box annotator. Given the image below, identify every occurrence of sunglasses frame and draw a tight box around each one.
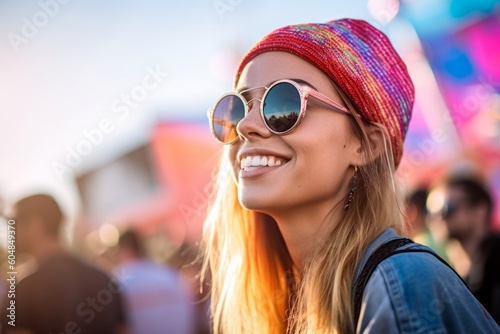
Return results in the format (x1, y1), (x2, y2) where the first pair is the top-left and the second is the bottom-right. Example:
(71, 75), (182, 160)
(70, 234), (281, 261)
(208, 79), (351, 144)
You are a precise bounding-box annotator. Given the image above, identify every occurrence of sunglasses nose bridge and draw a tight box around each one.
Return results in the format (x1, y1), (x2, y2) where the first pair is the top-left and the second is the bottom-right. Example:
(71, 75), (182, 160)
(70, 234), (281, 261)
(236, 97), (272, 141)
(244, 97), (263, 113)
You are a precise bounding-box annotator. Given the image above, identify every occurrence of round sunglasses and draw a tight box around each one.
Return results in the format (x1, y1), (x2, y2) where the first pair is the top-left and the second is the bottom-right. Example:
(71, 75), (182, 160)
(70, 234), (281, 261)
(207, 79), (351, 144)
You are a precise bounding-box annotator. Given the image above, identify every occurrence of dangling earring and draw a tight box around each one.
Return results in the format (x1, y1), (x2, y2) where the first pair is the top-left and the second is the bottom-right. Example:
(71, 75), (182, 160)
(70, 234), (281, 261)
(344, 165), (358, 211)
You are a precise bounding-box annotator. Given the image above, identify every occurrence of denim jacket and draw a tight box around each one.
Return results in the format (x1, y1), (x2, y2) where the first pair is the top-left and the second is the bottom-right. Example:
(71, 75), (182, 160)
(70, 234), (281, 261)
(355, 229), (500, 333)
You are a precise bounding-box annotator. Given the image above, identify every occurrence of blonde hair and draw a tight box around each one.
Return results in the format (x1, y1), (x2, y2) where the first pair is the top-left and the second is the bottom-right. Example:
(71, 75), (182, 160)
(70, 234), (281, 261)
(201, 83), (407, 333)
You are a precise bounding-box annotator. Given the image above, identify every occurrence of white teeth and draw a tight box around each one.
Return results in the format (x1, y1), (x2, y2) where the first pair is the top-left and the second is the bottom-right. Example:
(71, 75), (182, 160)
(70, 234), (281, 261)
(240, 155), (286, 170)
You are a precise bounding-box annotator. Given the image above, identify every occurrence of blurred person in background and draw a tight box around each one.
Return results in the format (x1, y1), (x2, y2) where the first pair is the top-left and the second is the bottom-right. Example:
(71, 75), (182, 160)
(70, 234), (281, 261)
(405, 187), (451, 263)
(0, 194), (127, 334)
(442, 175), (500, 324)
(169, 244), (212, 334)
(114, 229), (196, 334)
(203, 18), (499, 333)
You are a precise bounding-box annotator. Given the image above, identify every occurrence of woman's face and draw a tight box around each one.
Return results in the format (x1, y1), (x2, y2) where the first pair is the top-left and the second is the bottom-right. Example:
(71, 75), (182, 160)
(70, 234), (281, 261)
(229, 52), (361, 216)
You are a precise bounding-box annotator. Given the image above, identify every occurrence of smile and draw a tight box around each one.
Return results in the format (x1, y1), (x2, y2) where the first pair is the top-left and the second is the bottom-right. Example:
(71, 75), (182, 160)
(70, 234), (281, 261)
(240, 155), (287, 171)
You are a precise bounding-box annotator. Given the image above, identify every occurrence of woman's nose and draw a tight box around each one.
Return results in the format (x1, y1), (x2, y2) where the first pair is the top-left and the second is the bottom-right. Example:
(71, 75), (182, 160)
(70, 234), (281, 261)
(235, 100), (272, 142)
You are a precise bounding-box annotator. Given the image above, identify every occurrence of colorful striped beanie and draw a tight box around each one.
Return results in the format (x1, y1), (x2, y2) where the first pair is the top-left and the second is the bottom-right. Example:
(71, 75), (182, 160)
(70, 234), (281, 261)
(234, 18), (414, 167)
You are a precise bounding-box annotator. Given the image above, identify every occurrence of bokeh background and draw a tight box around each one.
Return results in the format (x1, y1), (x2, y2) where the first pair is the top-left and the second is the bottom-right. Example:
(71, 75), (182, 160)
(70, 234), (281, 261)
(0, 0), (499, 257)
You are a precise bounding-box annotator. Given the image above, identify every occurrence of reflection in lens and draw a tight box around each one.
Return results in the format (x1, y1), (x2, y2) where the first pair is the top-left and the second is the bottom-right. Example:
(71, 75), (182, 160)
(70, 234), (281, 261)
(213, 95), (245, 143)
(263, 82), (301, 133)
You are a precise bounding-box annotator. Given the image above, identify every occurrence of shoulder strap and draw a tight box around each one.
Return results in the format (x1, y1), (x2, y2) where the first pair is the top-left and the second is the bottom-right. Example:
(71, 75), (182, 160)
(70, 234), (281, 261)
(353, 238), (413, 322)
(353, 237), (466, 324)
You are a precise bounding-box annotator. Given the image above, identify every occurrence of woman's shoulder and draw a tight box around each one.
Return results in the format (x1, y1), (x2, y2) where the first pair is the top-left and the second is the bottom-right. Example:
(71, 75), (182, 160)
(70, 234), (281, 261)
(379, 242), (458, 283)
(358, 243), (500, 334)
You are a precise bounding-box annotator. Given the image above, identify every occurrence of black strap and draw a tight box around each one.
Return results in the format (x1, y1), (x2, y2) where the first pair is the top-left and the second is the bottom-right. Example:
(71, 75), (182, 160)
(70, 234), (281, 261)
(353, 237), (467, 323)
(353, 238), (413, 322)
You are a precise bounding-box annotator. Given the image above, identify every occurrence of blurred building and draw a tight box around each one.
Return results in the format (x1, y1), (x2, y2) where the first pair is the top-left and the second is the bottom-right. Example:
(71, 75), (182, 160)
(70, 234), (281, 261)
(75, 121), (220, 258)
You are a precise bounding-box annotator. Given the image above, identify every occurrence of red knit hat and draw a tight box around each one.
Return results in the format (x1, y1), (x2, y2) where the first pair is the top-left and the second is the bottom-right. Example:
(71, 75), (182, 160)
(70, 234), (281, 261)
(234, 18), (414, 167)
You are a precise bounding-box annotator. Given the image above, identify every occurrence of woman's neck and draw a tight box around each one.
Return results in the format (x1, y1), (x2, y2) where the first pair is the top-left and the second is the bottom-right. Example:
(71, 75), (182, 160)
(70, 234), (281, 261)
(271, 201), (343, 269)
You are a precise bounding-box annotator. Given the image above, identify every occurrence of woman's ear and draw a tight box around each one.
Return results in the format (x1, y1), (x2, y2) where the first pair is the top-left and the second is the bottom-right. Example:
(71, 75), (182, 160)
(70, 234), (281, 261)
(351, 123), (386, 167)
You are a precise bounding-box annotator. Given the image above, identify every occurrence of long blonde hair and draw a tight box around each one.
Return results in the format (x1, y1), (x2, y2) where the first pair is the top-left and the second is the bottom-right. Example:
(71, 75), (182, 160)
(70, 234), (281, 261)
(201, 83), (407, 333)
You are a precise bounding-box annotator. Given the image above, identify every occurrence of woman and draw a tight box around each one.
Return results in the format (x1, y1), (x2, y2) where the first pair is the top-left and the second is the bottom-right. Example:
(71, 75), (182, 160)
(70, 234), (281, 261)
(202, 18), (499, 333)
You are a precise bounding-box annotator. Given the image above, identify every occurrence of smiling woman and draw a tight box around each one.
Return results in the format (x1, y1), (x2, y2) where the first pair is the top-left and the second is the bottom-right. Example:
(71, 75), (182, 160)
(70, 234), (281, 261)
(202, 19), (500, 334)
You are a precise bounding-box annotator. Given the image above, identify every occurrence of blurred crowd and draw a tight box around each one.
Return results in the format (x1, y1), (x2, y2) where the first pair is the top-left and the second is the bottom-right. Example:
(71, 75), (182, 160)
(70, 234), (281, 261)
(0, 194), (210, 334)
(0, 165), (498, 333)
(405, 172), (500, 324)
(0, 160), (500, 334)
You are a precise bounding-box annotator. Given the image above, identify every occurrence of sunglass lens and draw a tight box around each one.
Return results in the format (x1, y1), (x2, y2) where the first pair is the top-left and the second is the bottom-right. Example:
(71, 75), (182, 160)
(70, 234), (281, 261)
(442, 202), (457, 220)
(212, 94), (245, 143)
(263, 82), (301, 133)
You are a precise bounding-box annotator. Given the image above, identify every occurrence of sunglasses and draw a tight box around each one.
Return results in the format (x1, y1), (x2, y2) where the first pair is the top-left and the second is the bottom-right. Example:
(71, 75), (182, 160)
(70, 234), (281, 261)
(207, 79), (351, 144)
(442, 199), (470, 220)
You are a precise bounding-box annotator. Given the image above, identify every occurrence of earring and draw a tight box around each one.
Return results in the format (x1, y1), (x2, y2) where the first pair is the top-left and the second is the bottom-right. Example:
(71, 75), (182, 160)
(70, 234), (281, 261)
(344, 166), (358, 211)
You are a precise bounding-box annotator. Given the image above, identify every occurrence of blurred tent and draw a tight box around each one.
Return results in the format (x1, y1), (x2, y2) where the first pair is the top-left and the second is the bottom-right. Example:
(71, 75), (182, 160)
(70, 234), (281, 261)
(150, 122), (221, 244)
